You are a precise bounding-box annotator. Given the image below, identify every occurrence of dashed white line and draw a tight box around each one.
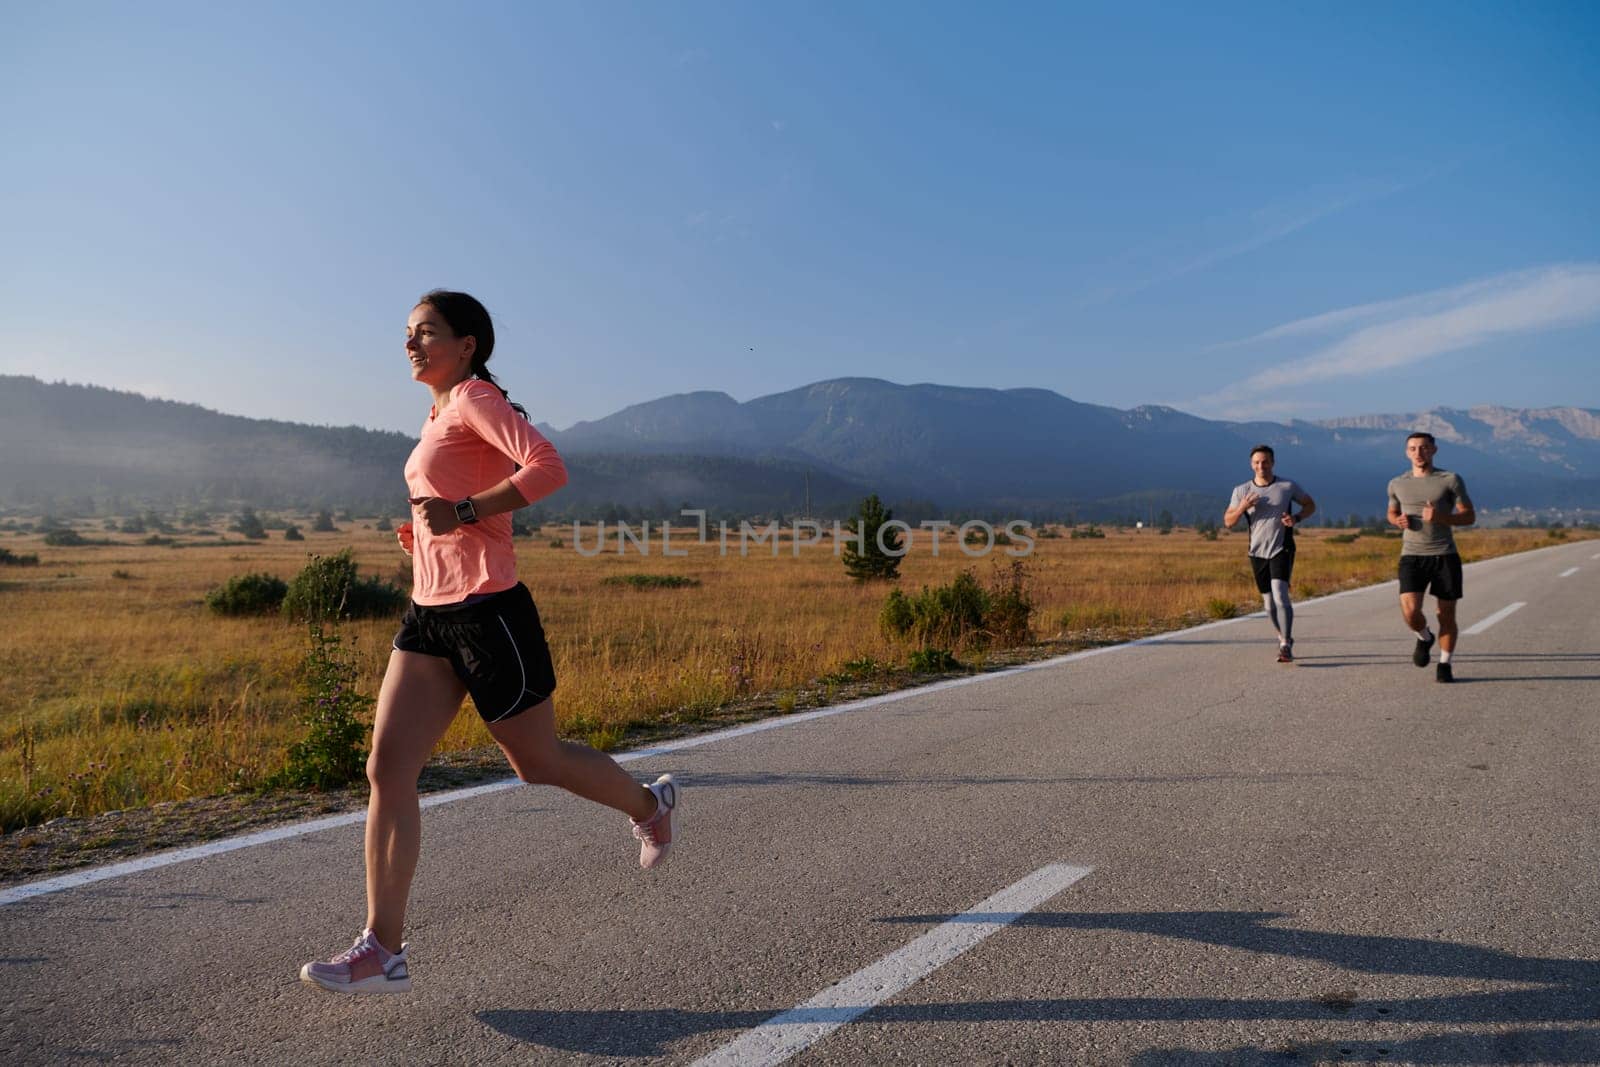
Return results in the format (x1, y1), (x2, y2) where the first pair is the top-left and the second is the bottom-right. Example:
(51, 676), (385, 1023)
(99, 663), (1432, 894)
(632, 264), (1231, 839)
(1463, 602), (1526, 636)
(1559, 566), (1580, 577)
(690, 863), (1093, 1067)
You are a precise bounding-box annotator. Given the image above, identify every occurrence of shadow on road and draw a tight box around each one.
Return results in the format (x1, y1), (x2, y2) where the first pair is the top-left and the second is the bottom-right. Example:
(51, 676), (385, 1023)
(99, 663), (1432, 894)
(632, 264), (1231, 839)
(1129, 1028), (1600, 1065)
(476, 911), (1598, 1060)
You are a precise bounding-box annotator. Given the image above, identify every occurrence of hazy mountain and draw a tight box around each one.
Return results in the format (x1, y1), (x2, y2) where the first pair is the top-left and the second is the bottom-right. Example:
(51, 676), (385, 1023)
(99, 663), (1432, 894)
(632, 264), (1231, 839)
(547, 378), (1600, 517)
(1316, 406), (1600, 476)
(4, 374), (1596, 520)
(0, 377), (869, 518)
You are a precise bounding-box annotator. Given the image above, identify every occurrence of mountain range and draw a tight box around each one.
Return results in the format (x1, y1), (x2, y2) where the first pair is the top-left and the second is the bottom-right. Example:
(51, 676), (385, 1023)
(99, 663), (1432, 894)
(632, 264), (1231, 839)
(4, 374), (1597, 521)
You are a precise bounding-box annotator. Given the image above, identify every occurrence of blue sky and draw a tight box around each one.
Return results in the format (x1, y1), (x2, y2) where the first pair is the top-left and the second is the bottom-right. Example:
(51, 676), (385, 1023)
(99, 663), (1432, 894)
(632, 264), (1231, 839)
(3, 1), (1596, 434)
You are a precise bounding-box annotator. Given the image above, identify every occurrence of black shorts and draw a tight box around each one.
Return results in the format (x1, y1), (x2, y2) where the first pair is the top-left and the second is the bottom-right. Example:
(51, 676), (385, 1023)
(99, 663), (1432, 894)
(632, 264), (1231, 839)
(1250, 548), (1295, 594)
(1399, 553), (1463, 601)
(393, 583), (557, 723)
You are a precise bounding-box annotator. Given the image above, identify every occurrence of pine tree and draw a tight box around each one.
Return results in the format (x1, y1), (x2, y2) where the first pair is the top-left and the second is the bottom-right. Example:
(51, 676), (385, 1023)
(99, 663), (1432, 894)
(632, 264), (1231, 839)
(842, 494), (903, 582)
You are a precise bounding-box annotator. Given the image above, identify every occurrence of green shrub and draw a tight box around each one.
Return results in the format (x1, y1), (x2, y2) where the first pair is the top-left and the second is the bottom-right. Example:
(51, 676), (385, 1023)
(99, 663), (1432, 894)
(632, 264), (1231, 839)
(880, 570), (992, 648)
(281, 549), (407, 622)
(1206, 598), (1239, 619)
(267, 625), (372, 790)
(600, 573), (702, 589)
(1070, 525), (1106, 540)
(879, 588), (915, 635)
(206, 572), (289, 615)
(283, 525), (304, 541)
(1327, 533), (1359, 544)
(43, 529), (87, 547)
(908, 648), (960, 673)
(881, 565), (1035, 650)
(0, 548), (38, 567)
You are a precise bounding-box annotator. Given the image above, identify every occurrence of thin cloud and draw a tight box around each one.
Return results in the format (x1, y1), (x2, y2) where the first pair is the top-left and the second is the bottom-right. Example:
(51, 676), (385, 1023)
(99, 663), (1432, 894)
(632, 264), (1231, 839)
(1211, 270), (1537, 349)
(1070, 178), (1411, 310)
(1192, 264), (1600, 413)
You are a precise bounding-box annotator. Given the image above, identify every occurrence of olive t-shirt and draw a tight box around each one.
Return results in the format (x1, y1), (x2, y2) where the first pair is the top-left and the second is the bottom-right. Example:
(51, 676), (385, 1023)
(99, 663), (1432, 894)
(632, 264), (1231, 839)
(1386, 468), (1473, 557)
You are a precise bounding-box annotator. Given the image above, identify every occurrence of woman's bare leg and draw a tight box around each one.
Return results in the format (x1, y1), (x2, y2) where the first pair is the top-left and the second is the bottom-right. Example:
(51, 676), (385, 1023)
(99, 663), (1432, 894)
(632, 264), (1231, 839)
(364, 650), (465, 953)
(489, 698), (655, 821)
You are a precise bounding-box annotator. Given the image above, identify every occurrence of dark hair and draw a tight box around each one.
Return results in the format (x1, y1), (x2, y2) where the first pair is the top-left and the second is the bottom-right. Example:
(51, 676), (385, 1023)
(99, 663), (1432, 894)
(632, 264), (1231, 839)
(416, 289), (528, 419)
(1406, 431), (1435, 445)
(1250, 444), (1275, 459)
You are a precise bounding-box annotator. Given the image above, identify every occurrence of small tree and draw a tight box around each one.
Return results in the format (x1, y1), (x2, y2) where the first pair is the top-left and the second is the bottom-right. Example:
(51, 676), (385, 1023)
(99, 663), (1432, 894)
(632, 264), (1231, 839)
(284, 524), (304, 541)
(1156, 509), (1174, 535)
(312, 510), (337, 533)
(234, 508), (267, 540)
(842, 494), (903, 582)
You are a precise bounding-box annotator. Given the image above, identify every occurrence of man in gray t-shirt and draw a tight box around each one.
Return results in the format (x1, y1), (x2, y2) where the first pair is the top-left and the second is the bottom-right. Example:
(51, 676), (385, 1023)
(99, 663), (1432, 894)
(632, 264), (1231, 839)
(1386, 431), (1476, 683)
(1224, 444), (1316, 663)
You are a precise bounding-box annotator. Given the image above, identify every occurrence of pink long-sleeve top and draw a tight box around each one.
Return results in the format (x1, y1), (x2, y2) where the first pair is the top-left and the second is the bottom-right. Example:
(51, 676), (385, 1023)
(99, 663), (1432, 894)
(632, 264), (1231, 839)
(404, 378), (567, 605)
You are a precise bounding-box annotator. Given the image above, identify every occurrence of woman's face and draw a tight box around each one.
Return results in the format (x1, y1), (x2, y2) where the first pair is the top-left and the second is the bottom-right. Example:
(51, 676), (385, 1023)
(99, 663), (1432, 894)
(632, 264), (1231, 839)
(406, 304), (475, 388)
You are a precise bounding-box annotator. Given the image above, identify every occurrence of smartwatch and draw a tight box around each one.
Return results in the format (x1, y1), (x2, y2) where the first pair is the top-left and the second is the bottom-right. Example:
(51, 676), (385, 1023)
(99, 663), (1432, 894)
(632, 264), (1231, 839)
(453, 498), (479, 525)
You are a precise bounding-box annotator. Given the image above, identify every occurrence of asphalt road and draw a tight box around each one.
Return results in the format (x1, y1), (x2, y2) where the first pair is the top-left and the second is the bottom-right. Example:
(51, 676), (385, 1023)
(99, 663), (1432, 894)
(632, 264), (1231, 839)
(3, 540), (1597, 1066)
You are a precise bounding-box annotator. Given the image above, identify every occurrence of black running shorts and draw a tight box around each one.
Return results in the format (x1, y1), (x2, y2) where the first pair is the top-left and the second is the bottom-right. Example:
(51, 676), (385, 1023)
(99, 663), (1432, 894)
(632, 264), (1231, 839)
(1249, 547), (1296, 594)
(1398, 553), (1464, 601)
(393, 583), (557, 723)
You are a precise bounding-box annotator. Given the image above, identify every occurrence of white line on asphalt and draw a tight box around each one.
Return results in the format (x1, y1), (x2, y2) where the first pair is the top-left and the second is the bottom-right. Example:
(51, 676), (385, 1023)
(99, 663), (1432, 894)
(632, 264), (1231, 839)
(689, 863), (1093, 1067)
(0, 779), (521, 907)
(1462, 602), (1527, 636)
(1559, 566), (1580, 577)
(2, 538), (1578, 906)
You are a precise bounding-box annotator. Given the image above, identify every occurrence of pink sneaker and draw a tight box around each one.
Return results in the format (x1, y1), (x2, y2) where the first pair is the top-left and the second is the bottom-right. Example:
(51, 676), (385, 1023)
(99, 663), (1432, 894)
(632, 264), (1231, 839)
(300, 929), (411, 994)
(631, 774), (679, 869)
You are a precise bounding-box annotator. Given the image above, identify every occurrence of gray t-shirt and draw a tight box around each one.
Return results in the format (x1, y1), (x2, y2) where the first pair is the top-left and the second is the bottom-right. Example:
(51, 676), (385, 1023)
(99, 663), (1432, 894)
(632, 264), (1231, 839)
(1387, 468), (1473, 556)
(1229, 478), (1306, 559)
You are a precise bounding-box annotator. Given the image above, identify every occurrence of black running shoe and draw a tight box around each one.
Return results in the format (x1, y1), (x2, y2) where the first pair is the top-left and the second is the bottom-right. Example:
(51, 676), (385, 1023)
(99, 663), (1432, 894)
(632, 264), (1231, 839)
(1436, 662), (1453, 684)
(1277, 645), (1294, 664)
(1412, 632), (1435, 667)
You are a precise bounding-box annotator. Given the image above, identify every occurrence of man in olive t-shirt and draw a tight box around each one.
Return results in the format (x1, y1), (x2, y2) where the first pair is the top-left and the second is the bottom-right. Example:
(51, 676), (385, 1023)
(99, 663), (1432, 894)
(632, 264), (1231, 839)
(1386, 431), (1475, 683)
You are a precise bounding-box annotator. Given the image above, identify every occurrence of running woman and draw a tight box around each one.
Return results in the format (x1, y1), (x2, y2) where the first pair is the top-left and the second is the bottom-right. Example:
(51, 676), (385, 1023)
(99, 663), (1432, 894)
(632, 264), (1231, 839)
(1224, 444), (1316, 662)
(301, 291), (678, 994)
(1387, 431), (1475, 683)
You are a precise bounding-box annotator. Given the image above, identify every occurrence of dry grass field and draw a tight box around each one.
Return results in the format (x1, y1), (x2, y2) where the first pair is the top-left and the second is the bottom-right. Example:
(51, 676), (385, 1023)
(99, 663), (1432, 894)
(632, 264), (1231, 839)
(0, 518), (1588, 831)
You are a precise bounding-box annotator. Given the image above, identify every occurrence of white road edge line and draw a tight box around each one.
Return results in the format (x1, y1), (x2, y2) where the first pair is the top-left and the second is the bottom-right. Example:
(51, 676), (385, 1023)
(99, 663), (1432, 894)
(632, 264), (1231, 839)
(0, 538), (1580, 907)
(1462, 602), (1527, 636)
(1559, 566), (1580, 577)
(689, 863), (1093, 1067)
